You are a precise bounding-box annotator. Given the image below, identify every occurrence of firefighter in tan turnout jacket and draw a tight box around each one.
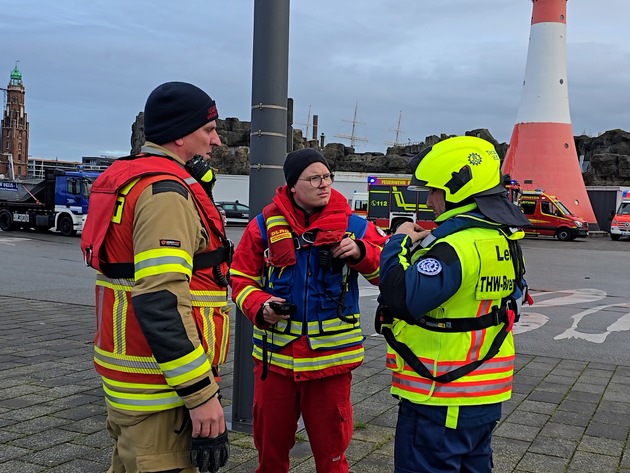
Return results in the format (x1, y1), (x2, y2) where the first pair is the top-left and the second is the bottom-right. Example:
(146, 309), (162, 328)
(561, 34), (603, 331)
(81, 82), (231, 473)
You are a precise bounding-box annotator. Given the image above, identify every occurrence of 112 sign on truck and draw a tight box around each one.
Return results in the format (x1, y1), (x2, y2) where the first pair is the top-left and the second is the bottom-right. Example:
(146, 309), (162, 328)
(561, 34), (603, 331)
(366, 175), (588, 241)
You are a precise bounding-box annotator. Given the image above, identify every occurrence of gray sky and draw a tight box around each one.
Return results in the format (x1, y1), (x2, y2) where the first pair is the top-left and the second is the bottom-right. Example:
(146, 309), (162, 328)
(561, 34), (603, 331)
(2, 0), (629, 160)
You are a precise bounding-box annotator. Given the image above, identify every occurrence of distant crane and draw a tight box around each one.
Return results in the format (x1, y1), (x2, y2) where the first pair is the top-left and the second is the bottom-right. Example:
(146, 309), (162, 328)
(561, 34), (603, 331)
(334, 102), (368, 149)
(385, 111), (405, 147)
(295, 105), (312, 139)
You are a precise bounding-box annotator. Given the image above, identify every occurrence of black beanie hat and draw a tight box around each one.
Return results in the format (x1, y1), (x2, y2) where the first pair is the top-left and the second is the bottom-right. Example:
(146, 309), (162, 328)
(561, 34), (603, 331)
(283, 148), (331, 188)
(144, 81), (219, 145)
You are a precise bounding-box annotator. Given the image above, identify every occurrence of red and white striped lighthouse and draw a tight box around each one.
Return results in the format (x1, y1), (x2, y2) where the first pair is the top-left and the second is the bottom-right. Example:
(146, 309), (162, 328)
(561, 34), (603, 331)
(502, 0), (597, 226)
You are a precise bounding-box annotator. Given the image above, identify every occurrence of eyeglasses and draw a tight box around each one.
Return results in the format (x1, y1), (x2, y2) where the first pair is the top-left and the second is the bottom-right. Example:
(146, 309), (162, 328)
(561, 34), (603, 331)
(299, 173), (335, 188)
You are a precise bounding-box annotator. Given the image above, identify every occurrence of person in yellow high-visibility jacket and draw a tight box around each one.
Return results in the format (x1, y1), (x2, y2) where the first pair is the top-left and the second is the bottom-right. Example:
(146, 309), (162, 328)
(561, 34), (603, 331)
(378, 136), (534, 473)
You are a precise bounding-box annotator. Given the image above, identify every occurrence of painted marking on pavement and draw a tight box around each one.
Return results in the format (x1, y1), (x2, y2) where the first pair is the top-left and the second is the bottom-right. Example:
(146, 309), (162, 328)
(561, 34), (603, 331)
(529, 288), (607, 307)
(513, 312), (549, 335)
(554, 303), (630, 343)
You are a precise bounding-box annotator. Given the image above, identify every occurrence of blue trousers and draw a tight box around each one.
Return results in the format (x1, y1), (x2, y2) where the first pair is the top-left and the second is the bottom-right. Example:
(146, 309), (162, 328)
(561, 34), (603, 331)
(394, 401), (496, 473)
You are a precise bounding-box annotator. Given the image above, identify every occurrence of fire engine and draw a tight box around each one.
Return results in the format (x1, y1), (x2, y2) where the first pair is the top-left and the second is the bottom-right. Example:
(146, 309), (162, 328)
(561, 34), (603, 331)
(610, 191), (630, 240)
(507, 181), (589, 241)
(365, 175), (436, 232)
(366, 175), (588, 241)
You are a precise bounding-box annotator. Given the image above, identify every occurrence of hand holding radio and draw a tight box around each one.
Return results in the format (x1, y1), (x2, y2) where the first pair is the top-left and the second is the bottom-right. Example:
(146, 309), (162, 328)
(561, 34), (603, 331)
(268, 301), (297, 315)
(259, 298), (296, 325)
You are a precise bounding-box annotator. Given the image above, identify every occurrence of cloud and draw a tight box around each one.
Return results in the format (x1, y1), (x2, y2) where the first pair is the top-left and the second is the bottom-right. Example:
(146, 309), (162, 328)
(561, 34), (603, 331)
(1, 0), (629, 159)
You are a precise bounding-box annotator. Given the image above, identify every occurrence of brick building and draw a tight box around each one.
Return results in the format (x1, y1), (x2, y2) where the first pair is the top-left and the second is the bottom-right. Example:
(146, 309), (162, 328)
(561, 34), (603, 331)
(1, 64), (29, 179)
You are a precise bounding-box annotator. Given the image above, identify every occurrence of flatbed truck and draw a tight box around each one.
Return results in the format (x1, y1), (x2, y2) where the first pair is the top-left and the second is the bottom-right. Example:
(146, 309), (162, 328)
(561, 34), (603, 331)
(0, 169), (100, 236)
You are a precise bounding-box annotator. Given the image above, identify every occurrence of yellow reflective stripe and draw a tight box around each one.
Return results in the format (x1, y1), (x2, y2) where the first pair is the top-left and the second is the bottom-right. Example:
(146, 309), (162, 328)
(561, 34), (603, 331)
(391, 372), (513, 398)
(190, 289), (227, 298)
(96, 285), (105, 348)
(159, 345), (211, 386)
(363, 267), (380, 281)
(95, 274), (134, 290)
(120, 177), (141, 195)
(201, 307), (214, 361)
(190, 290), (227, 307)
(192, 300), (227, 308)
(446, 406), (459, 429)
(95, 272), (133, 353)
(101, 376), (169, 391)
(229, 268), (262, 285)
(253, 345), (294, 370)
(293, 347), (364, 372)
(112, 286), (128, 354)
(217, 307), (230, 365)
(266, 215), (289, 229)
(94, 346), (161, 374)
(111, 178), (140, 224)
(253, 327), (300, 347)
(314, 316), (360, 332)
(103, 382), (184, 411)
(235, 285), (264, 311)
(397, 236), (413, 270)
(134, 248), (193, 280)
(253, 337), (364, 373)
(276, 319), (303, 335)
(309, 331), (364, 350)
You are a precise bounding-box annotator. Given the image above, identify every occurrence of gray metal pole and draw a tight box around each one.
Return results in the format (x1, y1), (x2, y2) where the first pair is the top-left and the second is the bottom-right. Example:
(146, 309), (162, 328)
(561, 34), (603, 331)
(230, 0), (290, 433)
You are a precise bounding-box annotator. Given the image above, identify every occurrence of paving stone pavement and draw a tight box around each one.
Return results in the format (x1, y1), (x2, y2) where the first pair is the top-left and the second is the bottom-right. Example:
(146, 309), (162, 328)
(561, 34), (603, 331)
(1, 295), (629, 472)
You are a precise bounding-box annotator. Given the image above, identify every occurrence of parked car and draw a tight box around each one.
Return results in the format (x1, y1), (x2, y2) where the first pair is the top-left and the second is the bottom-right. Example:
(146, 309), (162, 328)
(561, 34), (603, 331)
(215, 204), (228, 227)
(216, 200), (249, 224)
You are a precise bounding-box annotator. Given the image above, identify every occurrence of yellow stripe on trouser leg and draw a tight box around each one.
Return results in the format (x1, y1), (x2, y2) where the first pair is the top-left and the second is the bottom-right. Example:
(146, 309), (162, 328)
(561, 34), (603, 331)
(446, 405), (459, 429)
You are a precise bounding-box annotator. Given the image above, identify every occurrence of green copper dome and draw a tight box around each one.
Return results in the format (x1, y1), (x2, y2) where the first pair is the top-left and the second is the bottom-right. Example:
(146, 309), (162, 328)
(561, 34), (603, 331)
(10, 63), (22, 85)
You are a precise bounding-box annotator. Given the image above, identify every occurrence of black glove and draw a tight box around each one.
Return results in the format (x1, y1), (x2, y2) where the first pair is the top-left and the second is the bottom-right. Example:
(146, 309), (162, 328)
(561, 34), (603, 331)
(190, 430), (230, 473)
(374, 304), (394, 334)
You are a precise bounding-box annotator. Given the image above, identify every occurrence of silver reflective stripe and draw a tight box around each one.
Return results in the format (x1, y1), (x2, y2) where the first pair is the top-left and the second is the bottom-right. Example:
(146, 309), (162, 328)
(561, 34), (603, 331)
(252, 345), (295, 369)
(253, 327), (299, 347)
(94, 350), (161, 372)
(161, 352), (208, 381)
(96, 273), (134, 288)
(202, 307), (214, 349)
(114, 289), (125, 354)
(433, 358), (514, 373)
(421, 233), (437, 248)
(105, 390), (181, 408)
(96, 285), (105, 348)
(191, 293), (226, 304)
(317, 316), (360, 331)
(393, 373), (512, 394)
(309, 331), (363, 349)
(293, 350), (362, 370)
(276, 319), (303, 335)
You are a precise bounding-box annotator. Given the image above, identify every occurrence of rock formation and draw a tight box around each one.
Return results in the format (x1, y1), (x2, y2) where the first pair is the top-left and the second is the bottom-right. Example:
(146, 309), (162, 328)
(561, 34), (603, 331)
(130, 113), (630, 186)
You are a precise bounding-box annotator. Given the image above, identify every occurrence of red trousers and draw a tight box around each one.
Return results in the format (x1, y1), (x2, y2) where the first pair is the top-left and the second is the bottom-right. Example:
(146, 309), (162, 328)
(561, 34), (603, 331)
(253, 365), (353, 473)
